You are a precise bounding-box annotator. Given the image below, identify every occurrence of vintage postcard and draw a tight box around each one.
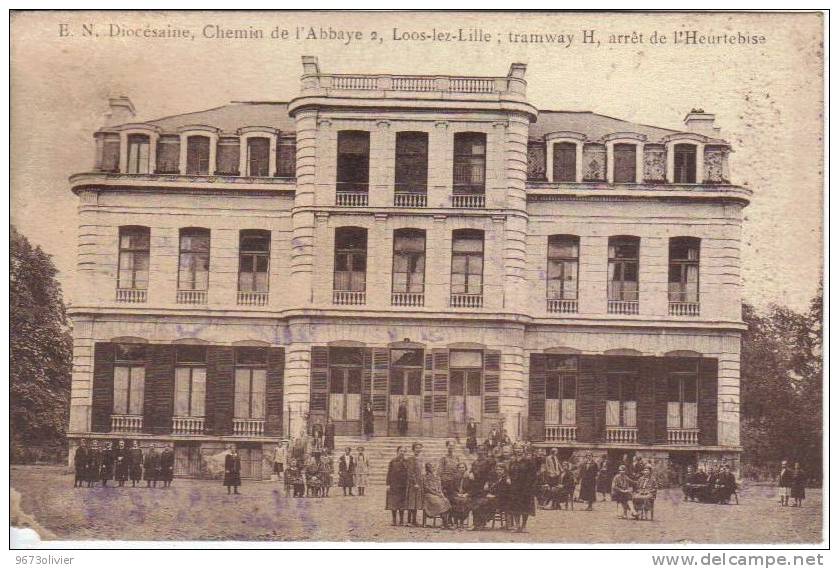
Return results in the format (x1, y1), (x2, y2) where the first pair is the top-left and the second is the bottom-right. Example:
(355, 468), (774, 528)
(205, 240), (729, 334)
(8, 9), (826, 552)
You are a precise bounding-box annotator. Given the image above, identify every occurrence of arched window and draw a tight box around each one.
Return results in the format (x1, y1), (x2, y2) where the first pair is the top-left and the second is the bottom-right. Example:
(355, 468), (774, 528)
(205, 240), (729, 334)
(336, 131), (370, 193)
(552, 142), (577, 182)
(127, 134), (150, 174)
(238, 230), (270, 294)
(547, 235), (579, 301)
(451, 229), (484, 307)
(453, 133), (486, 194)
(608, 236), (640, 314)
(334, 227), (367, 295)
(392, 229), (426, 306)
(247, 137), (270, 177)
(117, 226), (150, 291)
(669, 237), (700, 314)
(395, 132), (429, 196)
(178, 228), (210, 292)
(216, 137), (240, 175)
(613, 143), (637, 183)
(674, 144), (698, 183)
(186, 136), (210, 175)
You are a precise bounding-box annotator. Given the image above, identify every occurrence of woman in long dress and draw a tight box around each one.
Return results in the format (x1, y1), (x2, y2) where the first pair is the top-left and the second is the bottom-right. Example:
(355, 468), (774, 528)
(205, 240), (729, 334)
(449, 463), (472, 529)
(791, 463), (806, 507)
(507, 446), (537, 532)
(422, 463), (451, 528)
(578, 453), (599, 510)
(354, 446), (370, 496)
(596, 458), (611, 501)
(224, 445), (242, 495)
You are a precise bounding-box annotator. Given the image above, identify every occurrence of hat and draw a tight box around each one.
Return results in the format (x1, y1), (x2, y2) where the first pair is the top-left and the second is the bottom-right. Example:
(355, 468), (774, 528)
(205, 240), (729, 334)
(618, 465), (627, 471)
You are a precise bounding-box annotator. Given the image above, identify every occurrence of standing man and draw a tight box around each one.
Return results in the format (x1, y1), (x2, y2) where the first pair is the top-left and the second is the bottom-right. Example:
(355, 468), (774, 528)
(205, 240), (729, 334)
(397, 399), (408, 436)
(113, 439), (129, 487)
(85, 439), (101, 488)
(324, 419), (336, 454)
(405, 442), (425, 526)
(272, 439), (287, 480)
(465, 418), (478, 454)
(73, 439), (88, 488)
(311, 422), (324, 450)
(545, 448), (561, 488)
(578, 452), (599, 511)
(778, 460), (793, 506)
(144, 443), (160, 488)
(385, 446), (408, 525)
(224, 444), (242, 495)
(355, 446), (370, 496)
(507, 445), (537, 532)
(362, 402), (375, 439)
(100, 441), (114, 487)
(160, 443), (175, 488)
(129, 441), (143, 487)
(338, 446), (356, 496)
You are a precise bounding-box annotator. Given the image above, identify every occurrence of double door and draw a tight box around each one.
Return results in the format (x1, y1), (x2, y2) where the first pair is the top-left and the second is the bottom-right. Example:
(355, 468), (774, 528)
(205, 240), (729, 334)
(329, 366), (362, 430)
(388, 366), (423, 436)
(448, 368), (482, 435)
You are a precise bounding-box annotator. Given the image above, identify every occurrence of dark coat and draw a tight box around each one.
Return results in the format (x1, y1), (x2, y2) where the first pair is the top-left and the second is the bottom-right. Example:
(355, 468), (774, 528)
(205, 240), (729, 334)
(363, 406), (374, 435)
(397, 404), (408, 434)
(74, 446), (88, 479)
(160, 448), (175, 482)
(129, 448), (144, 481)
(85, 448), (101, 481)
(143, 449), (161, 481)
(578, 460), (599, 502)
(100, 448), (114, 480)
(224, 453), (242, 487)
(596, 461), (611, 494)
(508, 457), (537, 515)
(324, 423), (336, 451)
(385, 456), (408, 511)
(779, 468), (794, 487)
(791, 469), (806, 499)
(113, 446), (129, 481)
(338, 454), (355, 487)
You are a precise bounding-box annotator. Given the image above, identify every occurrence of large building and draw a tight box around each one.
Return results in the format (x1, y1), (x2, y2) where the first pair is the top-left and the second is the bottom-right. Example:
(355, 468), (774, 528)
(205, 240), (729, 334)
(67, 57), (749, 479)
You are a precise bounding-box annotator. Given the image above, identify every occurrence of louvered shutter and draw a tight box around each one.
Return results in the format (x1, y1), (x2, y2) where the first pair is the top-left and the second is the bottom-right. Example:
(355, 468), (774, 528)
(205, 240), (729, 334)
(144, 344), (175, 434)
(206, 346), (234, 435)
(423, 352), (433, 416)
(528, 353), (546, 441)
(265, 347), (285, 436)
(698, 358), (719, 446)
(483, 349), (501, 417)
(371, 348), (389, 416)
(432, 349), (449, 416)
(309, 346), (329, 426)
(637, 357), (658, 444)
(91, 342), (115, 432)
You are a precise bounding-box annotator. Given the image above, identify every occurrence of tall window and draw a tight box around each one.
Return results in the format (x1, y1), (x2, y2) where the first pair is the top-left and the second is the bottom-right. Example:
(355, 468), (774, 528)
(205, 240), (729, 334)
(669, 237), (700, 303)
(667, 359), (699, 430)
(113, 344), (146, 416)
(276, 137), (296, 178)
(395, 132), (428, 194)
(674, 144), (697, 183)
(453, 133), (486, 194)
(234, 347), (266, 420)
(553, 142), (577, 182)
(174, 345), (207, 418)
(449, 350), (483, 422)
(178, 228), (210, 291)
(392, 229), (425, 294)
(127, 134), (150, 174)
(334, 227), (367, 292)
(451, 229), (484, 296)
(606, 359), (638, 428)
(238, 230), (270, 293)
(329, 347), (363, 421)
(156, 135), (180, 174)
(613, 143), (637, 183)
(216, 137), (240, 175)
(101, 133), (121, 172)
(546, 355), (577, 425)
(336, 131), (370, 192)
(117, 226), (150, 290)
(547, 235), (579, 300)
(186, 136), (210, 175)
(608, 236), (640, 301)
(247, 137), (270, 177)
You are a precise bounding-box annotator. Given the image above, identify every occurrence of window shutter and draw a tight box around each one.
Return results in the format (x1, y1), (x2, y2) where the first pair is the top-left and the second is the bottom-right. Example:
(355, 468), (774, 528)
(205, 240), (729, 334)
(206, 346), (234, 435)
(144, 344), (175, 435)
(91, 342), (115, 432)
(362, 348), (373, 406)
(654, 360), (670, 444)
(577, 356), (601, 443)
(309, 346), (329, 425)
(265, 347), (285, 436)
(526, 141), (546, 181)
(423, 352), (433, 416)
(483, 349), (501, 419)
(371, 348), (389, 416)
(432, 349), (448, 415)
(637, 357), (658, 444)
(698, 358), (719, 446)
(528, 353), (546, 441)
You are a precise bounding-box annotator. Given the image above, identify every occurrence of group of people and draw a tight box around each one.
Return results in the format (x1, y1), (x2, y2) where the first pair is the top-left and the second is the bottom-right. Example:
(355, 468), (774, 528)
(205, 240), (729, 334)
(385, 441), (540, 532)
(271, 437), (371, 498)
(777, 460), (807, 507)
(682, 463), (738, 504)
(72, 439), (174, 488)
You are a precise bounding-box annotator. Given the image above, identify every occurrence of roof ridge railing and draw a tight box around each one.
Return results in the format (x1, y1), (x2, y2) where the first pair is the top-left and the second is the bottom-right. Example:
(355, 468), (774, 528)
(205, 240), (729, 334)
(316, 73), (516, 95)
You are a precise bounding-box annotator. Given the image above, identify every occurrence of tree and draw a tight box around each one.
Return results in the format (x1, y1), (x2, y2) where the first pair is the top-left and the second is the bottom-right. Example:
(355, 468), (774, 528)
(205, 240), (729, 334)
(10, 225), (72, 462)
(740, 290), (823, 482)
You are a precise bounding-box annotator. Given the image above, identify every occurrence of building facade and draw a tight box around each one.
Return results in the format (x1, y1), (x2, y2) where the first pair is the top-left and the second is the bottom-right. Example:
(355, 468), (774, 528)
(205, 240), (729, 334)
(66, 57), (749, 479)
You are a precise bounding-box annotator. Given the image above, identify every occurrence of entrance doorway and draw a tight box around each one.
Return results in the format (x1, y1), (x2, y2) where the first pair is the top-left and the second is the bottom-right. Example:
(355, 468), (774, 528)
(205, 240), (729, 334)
(388, 348), (423, 436)
(448, 350), (483, 436)
(328, 347), (363, 435)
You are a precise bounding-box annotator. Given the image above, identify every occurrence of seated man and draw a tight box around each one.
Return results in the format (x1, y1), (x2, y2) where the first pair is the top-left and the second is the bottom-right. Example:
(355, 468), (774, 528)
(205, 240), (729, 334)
(557, 462), (576, 510)
(471, 464), (510, 530)
(611, 465), (637, 519)
(711, 464), (737, 504)
(632, 466), (658, 519)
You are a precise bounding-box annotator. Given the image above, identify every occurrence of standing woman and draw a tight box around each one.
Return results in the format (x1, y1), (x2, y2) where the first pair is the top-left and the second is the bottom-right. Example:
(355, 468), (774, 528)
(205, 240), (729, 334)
(405, 442), (425, 526)
(144, 443), (160, 488)
(129, 441), (144, 487)
(100, 441), (114, 487)
(113, 440), (129, 487)
(73, 439), (88, 488)
(85, 440), (101, 488)
(578, 453), (599, 510)
(338, 447), (356, 496)
(791, 462), (806, 507)
(324, 419), (336, 454)
(160, 444), (175, 488)
(385, 446), (408, 525)
(507, 445), (537, 532)
(465, 418), (478, 454)
(362, 402), (375, 439)
(224, 445), (242, 495)
(355, 446), (370, 496)
(596, 458), (611, 501)
(397, 399), (408, 436)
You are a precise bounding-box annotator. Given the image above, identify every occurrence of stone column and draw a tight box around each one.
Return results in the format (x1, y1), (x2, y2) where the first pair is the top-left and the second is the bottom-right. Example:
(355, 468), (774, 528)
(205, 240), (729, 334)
(285, 328), (313, 439)
(502, 115), (529, 313)
(289, 109), (319, 306)
(68, 318), (94, 434)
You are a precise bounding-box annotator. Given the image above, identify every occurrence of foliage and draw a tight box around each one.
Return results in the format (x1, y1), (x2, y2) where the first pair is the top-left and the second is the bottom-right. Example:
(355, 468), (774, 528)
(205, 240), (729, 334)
(10, 225), (72, 463)
(740, 288), (823, 483)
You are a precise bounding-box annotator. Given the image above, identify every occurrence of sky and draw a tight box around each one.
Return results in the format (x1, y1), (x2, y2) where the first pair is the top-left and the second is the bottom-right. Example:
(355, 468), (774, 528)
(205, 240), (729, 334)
(10, 11), (824, 311)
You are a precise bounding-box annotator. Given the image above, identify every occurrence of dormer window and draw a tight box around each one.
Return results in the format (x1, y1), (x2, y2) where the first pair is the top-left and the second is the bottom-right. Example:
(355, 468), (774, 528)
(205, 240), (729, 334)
(216, 137), (240, 175)
(552, 142), (577, 182)
(247, 137), (270, 177)
(276, 137), (296, 178)
(613, 143), (637, 183)
(156, 135), (180, 174)
(186, 136), (210, 175)
(101, 133), (120, 173)
(674, 144), (697, 183)
(127, 134), (150, 174)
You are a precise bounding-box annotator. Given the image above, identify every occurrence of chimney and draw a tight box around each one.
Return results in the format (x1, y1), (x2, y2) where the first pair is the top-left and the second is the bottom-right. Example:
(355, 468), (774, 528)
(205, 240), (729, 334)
(103, 95), (135, 127)
(301, 55), (320, 76)
(507, 62), (527, 79)
(683, 109), (720, 137)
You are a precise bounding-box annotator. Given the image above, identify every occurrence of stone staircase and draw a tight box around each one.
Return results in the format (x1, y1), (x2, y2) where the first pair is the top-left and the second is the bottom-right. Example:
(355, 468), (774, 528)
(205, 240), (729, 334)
(332, 436), (470, 485)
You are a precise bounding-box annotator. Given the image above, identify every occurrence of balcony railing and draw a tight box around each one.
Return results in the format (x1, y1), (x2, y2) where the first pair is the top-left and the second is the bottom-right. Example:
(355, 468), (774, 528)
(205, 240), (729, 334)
(392, 292), (424, 307)
(450, 293), (483, 308)
(547, 299), (578, 314)
(315, 73), (516, 96)
(237, 291), (269, 306)
(668, 428), (700, 445)
(393, 192), (427, 207)
(333, 290), (366, 305)
(116, 288), (147, 303)
(450, 193), (486, 208)
(608, 300), (639, 315)
(111, 414), (143, 433)
(545, 425), (577, 442)
(233, 418), (265, 437)
(335, 192), (369, 207)
(177, 290), (208, 305)
(172, 416), (205, 435)
(606, 426), (638, 444)
(669, 302), (700, 317)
